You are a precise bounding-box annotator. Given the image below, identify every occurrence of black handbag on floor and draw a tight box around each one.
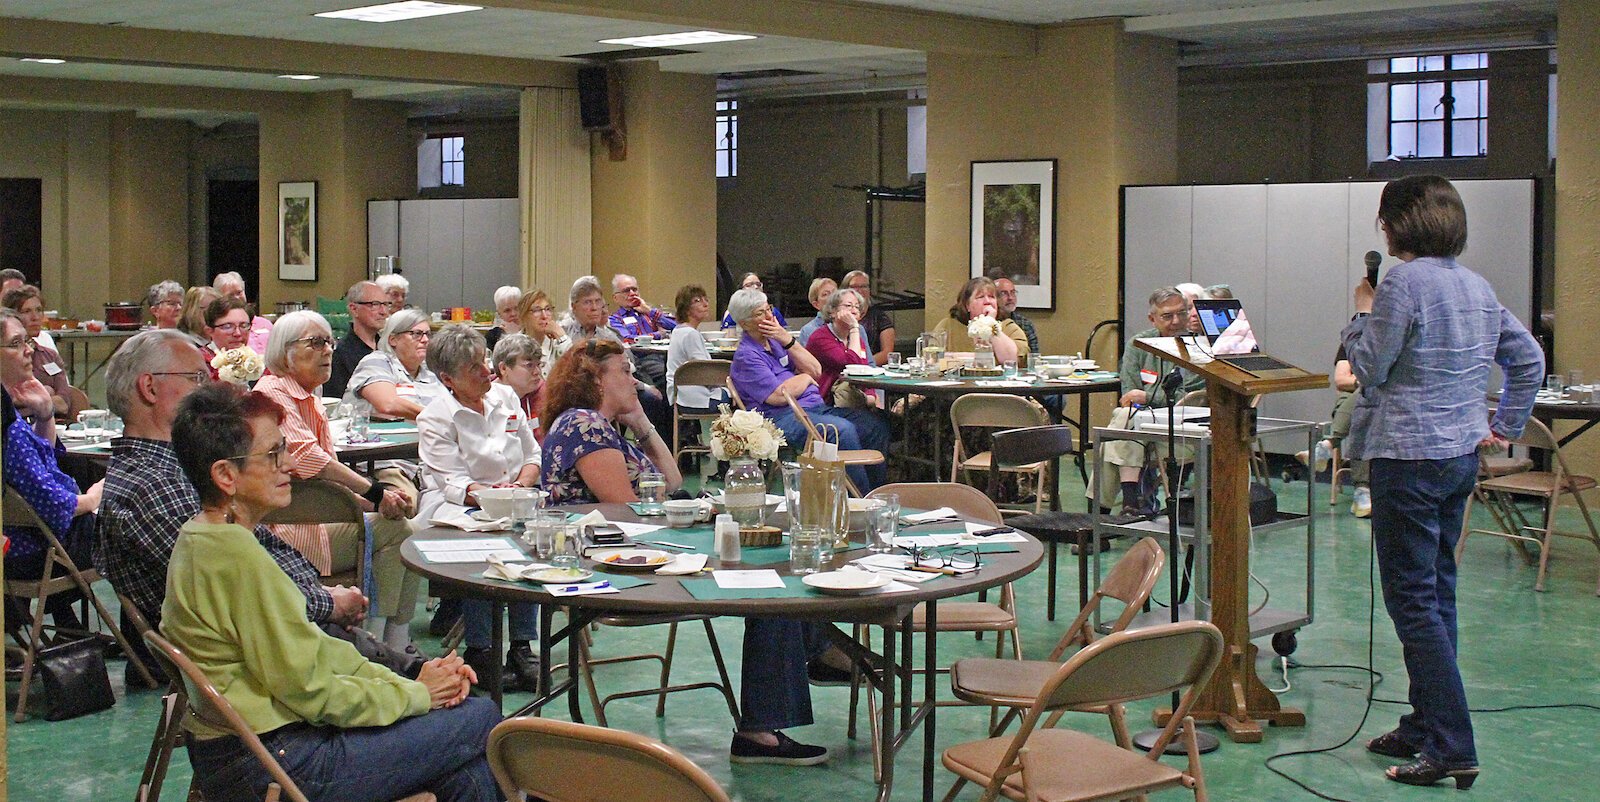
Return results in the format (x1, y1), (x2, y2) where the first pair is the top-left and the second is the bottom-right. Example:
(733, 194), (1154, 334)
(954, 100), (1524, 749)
(36, 636), (116, 721)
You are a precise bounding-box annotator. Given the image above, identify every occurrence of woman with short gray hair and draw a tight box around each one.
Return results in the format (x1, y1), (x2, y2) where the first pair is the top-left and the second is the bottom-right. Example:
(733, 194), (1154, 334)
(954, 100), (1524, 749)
(417, 324), (543, 689)
(344, 308), (443, 422)
(484, 285), (523, 351)
(146, 280), (184, 329)
(254, 309), (424, 656)
(806, 288), (874, 406)
(376, 273), (410, 313)
(562, 276), (618, 344)
(722, 274), (787, 329)
(491, 333), (545, 437)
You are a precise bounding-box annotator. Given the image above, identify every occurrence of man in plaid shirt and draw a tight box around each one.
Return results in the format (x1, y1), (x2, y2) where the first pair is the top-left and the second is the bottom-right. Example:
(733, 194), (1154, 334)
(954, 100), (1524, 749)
(95, 330), (413, 686)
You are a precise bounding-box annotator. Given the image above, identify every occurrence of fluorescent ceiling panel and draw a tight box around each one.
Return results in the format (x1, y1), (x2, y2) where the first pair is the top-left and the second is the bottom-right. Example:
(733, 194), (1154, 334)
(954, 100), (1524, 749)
(315, 2), (481, 24)
(598, 31), (757, 48)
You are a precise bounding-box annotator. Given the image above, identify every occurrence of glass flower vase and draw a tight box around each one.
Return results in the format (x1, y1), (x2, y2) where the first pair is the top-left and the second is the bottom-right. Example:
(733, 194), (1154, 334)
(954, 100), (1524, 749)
(723, 457), (767, 529)
(973, 338), (996, 369)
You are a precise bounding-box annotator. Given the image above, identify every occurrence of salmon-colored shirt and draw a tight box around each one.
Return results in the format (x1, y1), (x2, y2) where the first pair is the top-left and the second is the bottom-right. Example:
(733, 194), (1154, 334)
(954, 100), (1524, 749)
(255, 373), (337, 574)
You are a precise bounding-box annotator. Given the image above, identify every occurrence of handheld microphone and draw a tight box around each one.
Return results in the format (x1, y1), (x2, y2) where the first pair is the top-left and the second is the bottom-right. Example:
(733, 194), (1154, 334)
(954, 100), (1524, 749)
(1364, 250), (1382, 288)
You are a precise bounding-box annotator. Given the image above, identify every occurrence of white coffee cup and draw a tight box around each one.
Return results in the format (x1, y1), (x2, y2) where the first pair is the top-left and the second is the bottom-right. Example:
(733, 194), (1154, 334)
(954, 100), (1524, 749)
(664, 499), (702, 528)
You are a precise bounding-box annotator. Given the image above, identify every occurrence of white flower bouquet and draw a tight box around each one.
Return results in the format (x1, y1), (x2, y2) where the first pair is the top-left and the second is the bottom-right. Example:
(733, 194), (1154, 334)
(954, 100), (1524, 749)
(709, 404), (786, 461)
(967, 314), (1000, 342)
(211, 346), (264, 385)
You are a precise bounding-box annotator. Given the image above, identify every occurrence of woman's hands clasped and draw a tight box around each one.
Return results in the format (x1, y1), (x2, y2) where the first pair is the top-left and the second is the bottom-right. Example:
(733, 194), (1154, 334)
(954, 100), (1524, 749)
(418, 650), (477, 709)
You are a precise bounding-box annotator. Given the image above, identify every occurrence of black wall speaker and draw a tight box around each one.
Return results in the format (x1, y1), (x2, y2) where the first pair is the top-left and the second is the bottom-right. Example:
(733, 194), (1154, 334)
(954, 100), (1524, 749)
(578, 66), (618, 132)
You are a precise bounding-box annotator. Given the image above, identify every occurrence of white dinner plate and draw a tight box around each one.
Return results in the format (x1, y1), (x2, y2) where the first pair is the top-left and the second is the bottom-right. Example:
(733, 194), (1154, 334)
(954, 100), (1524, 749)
(803, 571), (890, 595)
(526, 567), (595, 583)
(593, 548), (673, 571)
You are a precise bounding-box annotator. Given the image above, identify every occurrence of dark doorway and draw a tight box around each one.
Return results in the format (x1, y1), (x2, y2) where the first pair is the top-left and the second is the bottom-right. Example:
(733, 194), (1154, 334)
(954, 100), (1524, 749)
(207, 180), (259, 300)
(0, 178), (43, 285)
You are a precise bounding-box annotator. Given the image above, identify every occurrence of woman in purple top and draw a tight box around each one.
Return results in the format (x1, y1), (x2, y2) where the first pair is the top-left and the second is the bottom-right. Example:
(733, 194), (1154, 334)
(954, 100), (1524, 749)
(804, 288), (873, 405)
(727, 289), (889, 491)
(1342, 175), (1543, 789)
(1, 312), (102, 630)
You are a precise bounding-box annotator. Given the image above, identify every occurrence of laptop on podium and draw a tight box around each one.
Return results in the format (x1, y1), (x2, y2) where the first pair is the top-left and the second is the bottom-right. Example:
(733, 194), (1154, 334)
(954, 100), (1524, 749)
(1190, 299), (1303, 378)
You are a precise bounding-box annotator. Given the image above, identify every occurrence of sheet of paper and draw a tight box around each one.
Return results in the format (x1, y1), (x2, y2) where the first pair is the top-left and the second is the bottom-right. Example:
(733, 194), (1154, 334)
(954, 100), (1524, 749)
(547, 581), (620, 597)
(414, 537), (519, 553)
(918, 380), (964, 387)
(894, 533), (964, 548)
(423, 549), (525, 564)
(613, 522), (666, 537)
(713, 569), (786, 589)
(902, 507), (959, 523)
(849, 554), (940, 582)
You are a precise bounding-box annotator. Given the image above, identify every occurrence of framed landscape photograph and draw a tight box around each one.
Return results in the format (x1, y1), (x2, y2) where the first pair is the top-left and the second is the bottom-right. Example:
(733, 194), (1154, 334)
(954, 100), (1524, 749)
(970, 159), (1056, 310)
(278, 181), (317, 281)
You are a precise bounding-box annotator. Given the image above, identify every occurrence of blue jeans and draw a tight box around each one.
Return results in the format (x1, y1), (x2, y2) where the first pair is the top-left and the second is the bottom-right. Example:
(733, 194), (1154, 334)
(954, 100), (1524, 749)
(769, 405), (890, 491)
(462, 599), (538, 648)
(186, 696), (502, 802)
(739, 619), (829, 731)
(1370, 454), (1479, 767)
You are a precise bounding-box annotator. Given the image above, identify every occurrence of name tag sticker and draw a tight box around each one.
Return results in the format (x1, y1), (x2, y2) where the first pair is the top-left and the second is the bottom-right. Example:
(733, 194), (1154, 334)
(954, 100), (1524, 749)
(42, 362), (62, 376)
(1140, 369), (1158, 385)
(622, 316), (638, 325)
(396, 384), (417, 396)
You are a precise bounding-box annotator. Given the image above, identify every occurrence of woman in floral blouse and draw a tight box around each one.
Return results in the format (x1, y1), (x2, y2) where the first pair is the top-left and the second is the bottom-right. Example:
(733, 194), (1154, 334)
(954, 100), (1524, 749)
(539, 338), (680, 505)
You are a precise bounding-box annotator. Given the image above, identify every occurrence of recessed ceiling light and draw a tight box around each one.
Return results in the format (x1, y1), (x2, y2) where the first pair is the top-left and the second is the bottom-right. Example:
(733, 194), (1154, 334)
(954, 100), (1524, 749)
(278, 74), (322, 80)
(19, 57), (67, 64)
(315, 2), (481, 23)
(598, 31), (757, 48)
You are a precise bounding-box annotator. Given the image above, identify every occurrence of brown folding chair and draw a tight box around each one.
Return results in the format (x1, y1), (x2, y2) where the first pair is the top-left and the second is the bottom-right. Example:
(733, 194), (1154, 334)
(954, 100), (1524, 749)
(949, 537), (1166, 736)
(948, 394), (1051, 514)
(940, 620), (1222, 802)
(262, 478), (367, 589)
(569, 612), (740, 729)
(670, 359), (732, 462)
(2, 484), (156, 721)
(847, 483), (1018, 779)
(141, 631), (435, 802)
(121, 594), (188, 802)
(725, 377), (746, 411)
(783, 391), (884, 497)
(1458, 417), (1600, 594)
(487, 717), (729, 802)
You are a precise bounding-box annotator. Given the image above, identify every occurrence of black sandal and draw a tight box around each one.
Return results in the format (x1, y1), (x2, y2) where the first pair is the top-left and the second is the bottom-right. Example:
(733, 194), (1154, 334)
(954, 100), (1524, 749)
(1366, 729), (1420, 759)
(1386, 756), (1479, 789)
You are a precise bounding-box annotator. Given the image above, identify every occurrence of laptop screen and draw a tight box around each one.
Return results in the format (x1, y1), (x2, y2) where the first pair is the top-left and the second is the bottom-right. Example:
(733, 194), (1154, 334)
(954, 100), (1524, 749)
(1192, 299), (1258, 355)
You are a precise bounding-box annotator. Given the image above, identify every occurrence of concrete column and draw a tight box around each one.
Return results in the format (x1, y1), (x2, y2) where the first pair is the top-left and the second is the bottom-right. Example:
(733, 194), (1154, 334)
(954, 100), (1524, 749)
(1555, 0), (1600, 472)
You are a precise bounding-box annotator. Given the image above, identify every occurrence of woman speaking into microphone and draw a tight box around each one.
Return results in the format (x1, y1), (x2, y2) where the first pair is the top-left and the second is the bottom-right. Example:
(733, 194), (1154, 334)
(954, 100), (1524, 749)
(1340, 175), (1543, 789)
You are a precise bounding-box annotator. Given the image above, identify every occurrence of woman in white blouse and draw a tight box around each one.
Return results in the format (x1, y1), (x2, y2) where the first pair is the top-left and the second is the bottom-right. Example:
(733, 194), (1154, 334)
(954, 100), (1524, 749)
(665, 284), (729, 412)
(515, 289), (570, 379)
(415, 325), (541, 691)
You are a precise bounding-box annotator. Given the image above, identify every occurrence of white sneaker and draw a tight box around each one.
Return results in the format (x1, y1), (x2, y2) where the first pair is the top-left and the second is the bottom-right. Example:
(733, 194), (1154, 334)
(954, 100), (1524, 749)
(1352, 486), (1372, 518)
(1295, 439), (1332, 473)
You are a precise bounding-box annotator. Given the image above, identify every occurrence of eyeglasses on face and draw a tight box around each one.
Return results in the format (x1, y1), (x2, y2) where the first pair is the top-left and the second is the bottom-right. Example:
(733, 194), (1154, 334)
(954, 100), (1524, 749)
(396, 328), (431, 340)
(154, 299), (182, 308)
(226, 438), (290, 469)
(0, 337), (35, 350)
(615, 286), (641, 295)
(150, 371), (208, 384)
(528, 305), (555, 315)
(577, 297), (607, 309)
(1153, 310), (1187, 322)
(211, 322), (248, 333)
(350, 300), (390, 309)
(291, 336), (335, 350)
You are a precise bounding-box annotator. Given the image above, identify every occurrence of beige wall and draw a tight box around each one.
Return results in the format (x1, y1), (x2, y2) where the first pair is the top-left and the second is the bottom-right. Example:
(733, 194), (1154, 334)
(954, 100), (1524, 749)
(1178, 50), (1552, 185)
(1556, 0), (1600, 473)
(926, 21), (1177, 367)
(109, 115), (192, 305)
(415, 117), (521, 199)
(717, 95), (926, 308)
(591, 62), (718, 305)
(256, 92), (413, 308)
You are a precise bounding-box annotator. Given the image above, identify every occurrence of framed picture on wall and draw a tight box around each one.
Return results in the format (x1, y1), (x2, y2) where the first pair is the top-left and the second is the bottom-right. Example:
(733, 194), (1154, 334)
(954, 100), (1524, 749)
(278, 181), (317, 281)
(970, 159), (1056, 310)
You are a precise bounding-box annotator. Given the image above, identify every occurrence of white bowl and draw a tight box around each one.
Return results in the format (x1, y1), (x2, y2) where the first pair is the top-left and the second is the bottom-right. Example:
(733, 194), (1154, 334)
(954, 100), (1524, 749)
(1043, 363), (1077, 379)
(663, 499), (704, 528)
(474, 487), (540, 519)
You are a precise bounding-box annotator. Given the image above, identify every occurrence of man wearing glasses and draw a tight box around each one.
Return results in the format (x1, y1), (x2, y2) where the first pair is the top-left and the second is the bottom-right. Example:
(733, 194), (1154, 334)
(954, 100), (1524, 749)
(327, 280), (393, 399)
(96, 330), (414, 689)
(1093, 287), (1205, 517)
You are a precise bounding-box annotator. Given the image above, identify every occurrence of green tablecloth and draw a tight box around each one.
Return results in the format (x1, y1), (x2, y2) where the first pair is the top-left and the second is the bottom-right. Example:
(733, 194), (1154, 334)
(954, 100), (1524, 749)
(679, 576), (819, 600)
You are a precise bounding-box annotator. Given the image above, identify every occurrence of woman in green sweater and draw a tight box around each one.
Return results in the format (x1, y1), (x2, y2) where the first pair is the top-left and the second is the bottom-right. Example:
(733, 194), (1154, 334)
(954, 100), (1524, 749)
(164, 382), (502, 802)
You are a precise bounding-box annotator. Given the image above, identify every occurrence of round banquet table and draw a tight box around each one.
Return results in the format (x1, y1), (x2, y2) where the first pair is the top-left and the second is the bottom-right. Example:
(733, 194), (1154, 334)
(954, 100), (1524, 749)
(845, 371), (1120, 481)
(402, 502), (1043, 802)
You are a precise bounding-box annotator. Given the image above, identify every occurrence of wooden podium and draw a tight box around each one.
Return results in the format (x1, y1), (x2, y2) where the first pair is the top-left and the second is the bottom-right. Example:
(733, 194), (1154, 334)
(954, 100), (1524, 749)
(1134, 337), (1326, 742)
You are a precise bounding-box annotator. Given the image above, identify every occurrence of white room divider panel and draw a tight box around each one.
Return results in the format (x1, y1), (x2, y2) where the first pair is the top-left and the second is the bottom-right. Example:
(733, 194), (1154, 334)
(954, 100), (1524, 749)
(368, 198), (521, 314)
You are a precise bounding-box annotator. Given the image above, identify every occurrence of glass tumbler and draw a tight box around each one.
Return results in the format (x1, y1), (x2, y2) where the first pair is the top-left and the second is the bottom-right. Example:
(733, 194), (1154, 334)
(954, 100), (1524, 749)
(551, 525), (582, 572)
(868, 494), (899, 553)
(789, 525), (825, 575)
(525, 511), (565, 561)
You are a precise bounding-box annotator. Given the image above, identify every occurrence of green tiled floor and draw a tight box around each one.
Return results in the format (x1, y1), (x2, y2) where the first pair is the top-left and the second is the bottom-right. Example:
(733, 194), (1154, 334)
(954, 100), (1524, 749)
(10, 471), (1600, 800)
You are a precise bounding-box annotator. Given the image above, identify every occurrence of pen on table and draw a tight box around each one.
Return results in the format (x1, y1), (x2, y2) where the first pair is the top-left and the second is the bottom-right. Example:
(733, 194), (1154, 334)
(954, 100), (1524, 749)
(558, 581), (610, 592)
(641, 540), (694, 550)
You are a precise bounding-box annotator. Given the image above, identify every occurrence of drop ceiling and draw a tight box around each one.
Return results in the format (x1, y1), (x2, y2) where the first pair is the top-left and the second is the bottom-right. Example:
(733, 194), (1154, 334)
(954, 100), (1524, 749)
(0, 0), (1559, 122)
